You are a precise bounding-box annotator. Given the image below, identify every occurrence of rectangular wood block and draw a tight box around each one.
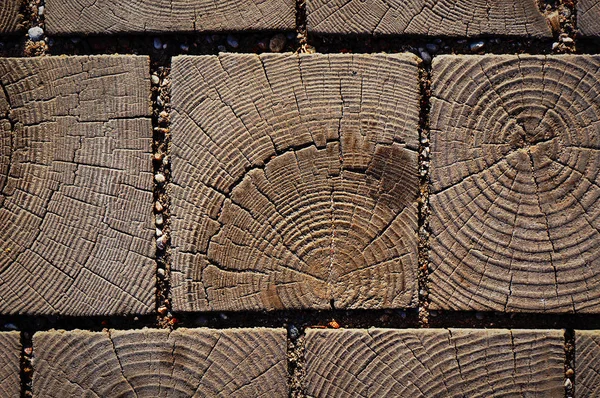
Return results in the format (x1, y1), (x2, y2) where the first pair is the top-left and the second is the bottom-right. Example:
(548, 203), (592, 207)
(575, 330), (600, 397)
(0, 0), (22, 34)
(0, 332), (20, 398)
(44, 0), (295, 35)
(0, 56), (155, 315)
(305, 328), (565, 397)
(578, 0), (600, 36)
(429, 54), (600, 313)
(32, 328), (288, 397)
(170, 53), (421, 312)
(307, 0), (552, 37)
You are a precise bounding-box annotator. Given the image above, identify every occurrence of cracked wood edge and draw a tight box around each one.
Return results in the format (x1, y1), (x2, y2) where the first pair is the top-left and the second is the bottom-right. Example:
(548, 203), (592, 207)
(428, 54), (600, 313)
(169, 53), (421, 312)
(306, 0), (552, 37)
(0, 332), (20, 398)
(304, 328), (565, 398)
(32, 328), (288, 397)
(44, 0), (295, 34)
(0, 56), (155, 316)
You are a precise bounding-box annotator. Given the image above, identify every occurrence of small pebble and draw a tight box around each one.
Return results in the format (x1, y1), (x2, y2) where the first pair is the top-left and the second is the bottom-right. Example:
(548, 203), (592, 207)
(153, 38), (162, 50)
(24, 347), (33, 355)
(28, 27), (44, 42)
(419, 49), (432, 64)
(425, 43), (439, 53)
(470, 41), (485, 52)
(226, 34), (239, 48)
(157, 268), (165, 277)
(552, 42), (560, 50)
(257, 39), (268, 51)
(180, 43), (189, 52)
(4, 323), (17, 330)
(158, 305), (168, 316)
(155, 201), (164, 212)
(565, 378), (572, 389)
(155, 173), (166, 183)
(430, 310), (438, 317)
(561, 36), (574, 44)
(156, 235), (167, 250)
(151, 74), (160, 85)
(38, 6), (44, 16)
(288, 325), (299, 340)
(155, 213), (164, 226)
(219, 313), (228, 320)
(217, 45), (226, 52)
(269, 34), (286, 52)
(156, 228), (163, 237)
(566, 368), (574, 377)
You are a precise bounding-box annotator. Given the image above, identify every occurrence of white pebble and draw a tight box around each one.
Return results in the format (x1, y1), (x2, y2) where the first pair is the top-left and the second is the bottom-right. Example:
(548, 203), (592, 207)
(470, 41), (485, 52)
(155, 173), (166, 183)
(156, 235), (167, 250)
(28, 27), (44, 42)
(419, 50), (431, 64)
(156, 228), (163, 237)
(155, 213), (163, 225)
(226, 34), (239, 48)
(151, 74), (160, 85)
(153, 37), (162, 50)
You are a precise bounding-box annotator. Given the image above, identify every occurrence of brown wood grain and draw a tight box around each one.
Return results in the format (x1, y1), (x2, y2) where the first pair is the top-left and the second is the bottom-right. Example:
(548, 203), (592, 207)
(576, 330), (600, 397)
(429, 55), (600, 313)
(0, 56), (155, 315)
(170, 53), (421, 312)
(0, 0), (22, 34)
(33, 328), (288, 397)
(305, 328), (565, 397)
(45, 0), (295, 34)
(307, 0), (552, 37)
(0, 332), (20, 398)
(578, 0), (600, 36)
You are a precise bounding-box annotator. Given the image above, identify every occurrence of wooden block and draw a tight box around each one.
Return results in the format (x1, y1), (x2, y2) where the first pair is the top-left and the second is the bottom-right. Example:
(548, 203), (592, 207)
(0, 0), (22, 34)
(307, 0), (552, 37)
(0, 56), (154, 315)
(0, 332), (20, 398)
(305, 328), (565, 397)
(576, 330), (600, 397)
(429, 55), (600, 313)
(170, 53), (421, 312)
(45, 0), (295, 34)
(578, 0), (600, 37)
(32, 328), (288, 397)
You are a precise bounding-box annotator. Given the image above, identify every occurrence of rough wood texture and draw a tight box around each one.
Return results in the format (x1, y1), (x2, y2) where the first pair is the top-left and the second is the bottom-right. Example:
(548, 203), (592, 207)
(0, 56), (154, 315)
(0, 0), (22, 34)
(170, 53), (420, 312)
(429, 55), (600, 313)
(305, 328), (564, 397)
(0, 332), (20, 398)
(576, 330), (600, 397)
(33, 328), (288, 397)
(307, 0), (552, 37)
(45, 0), (295, 35)
(578, 0), (600, 36)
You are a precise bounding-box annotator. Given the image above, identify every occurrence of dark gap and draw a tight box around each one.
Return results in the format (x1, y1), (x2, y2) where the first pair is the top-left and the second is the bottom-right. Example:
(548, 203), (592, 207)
(417, 63), (432, 327)
(565, 328), (575, 398)
(287, 323), (306, 398)
(150, 53), (173, 328)
(19, 331), (32, 398)
(296, 0), (308, 52)
(429, 311), (600, 329)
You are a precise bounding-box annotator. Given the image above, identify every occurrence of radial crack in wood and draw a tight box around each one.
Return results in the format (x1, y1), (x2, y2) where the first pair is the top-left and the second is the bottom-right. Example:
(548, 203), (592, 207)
(0, 332), (20, 398)
(32, 328), (288, 397)
(0, 56), (155, 316)
(578, 0), (600, 37)
(44, 0), (295, 35)
(170, 53), (420, 312)
(429, 54), (600, 313)
(304, 328), (565, 397)
(306, 0), (552, 37)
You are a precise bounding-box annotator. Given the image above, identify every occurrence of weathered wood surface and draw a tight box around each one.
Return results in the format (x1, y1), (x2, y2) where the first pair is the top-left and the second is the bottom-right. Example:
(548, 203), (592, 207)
(576, 330), (600, 397)
(170, 53), (420, 312)
(578, 0), (600, 36)
(33, 328), (288, 397)
(307, 0), (552, 37)
(0, 0), (22, 34)
(0, 56), (155, 315)
(45, 0), (295, 35)
(305, 328), (565, 397)
(0, 332), (20, 398)
(429, 55), (600, 313)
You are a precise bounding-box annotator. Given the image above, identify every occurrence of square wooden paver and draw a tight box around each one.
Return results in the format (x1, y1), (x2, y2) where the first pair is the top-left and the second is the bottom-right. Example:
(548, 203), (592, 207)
(44, 0), (295, 35)
(305, 328), (565, 397)
(0, 56), (155, 315)
(170, 53), (421, 312)
(429, 55), (600, 313)
(33, 328), (288, 397)
(0, 332), (20, 398)
(578, 0), (600, 37)
(306, 0), (552, 37)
